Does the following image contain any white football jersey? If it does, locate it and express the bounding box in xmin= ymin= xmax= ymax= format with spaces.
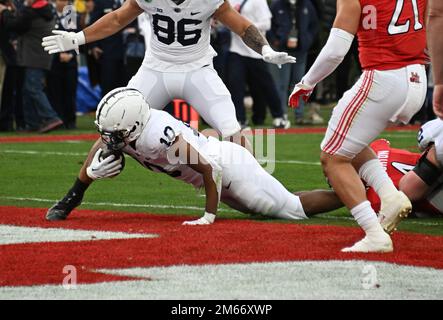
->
xmin=417 ymin=118 xmax=443 ymax=166
xmin=123 ymin=109 xmax=210 ymax=188
xmin=417 ymin=119 xmax=443 ymax=214
xmin=135 ymin=0 xmax=224 ymax=72
xmin=121 ymin=110 xmax=306 ymax=219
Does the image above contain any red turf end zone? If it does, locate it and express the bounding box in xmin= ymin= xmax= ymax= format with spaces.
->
xmin=0 ymin=125 xmax=420 ymax=144
xmin=0 ymin=206 xmax=442 ymax=287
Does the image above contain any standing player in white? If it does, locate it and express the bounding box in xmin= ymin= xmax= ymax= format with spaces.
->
xmin=288 ymin=0 xmax=428 ymax=252
xmin=41 ymin=0 xmax=295 ymax=219
xmin=46 ymin=88 xmax=342 ymax=222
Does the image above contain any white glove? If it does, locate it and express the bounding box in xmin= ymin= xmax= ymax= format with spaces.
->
xmin=183 ymin=212 xmax=216 ymax=226
xmin=42 ymin=30 xmax=86 ymax=55
xmin=86 ymin=148 xmax=123 ymax=180
xmin=262 ymin=45 xmax=296 ymax=68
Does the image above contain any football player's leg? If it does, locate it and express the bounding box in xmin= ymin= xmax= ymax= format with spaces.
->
xmin=220 ymin=142 xmax=306 ymax=219
xmin=296 ymin=190 xmax=344 ymax=217
xmin=127 ymin=65 xmax=172 ymax=110
xmin=400 ymin=146 xmax=443 ymax=201
xmin=352 ymin=146 xmax=398 ymax=201
xmin=353 ymin=146 xmax=411 ymax=233
xmin=356 ymin=67 xmax=426 ymax=232
xmin=183 ymin=66 xmax=253 ymax=154
xmin=46 ymin=138 xmax=104 ymax=221
xmin=320 ymin=70 xmax=407 ymax=252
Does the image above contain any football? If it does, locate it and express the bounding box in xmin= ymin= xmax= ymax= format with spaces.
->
xmin=99 ymin=147 xmax=125 ymax=177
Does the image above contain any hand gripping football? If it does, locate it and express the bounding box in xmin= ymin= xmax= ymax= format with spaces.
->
xmin=99 ymin=148 xmax=126 ymax=177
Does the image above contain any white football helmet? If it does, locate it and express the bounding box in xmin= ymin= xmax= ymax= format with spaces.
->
xmin=95 ymin=87 xmax=151 ymax=150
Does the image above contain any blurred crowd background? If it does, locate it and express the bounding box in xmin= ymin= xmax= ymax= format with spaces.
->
xmin=0 ymin=0 xmax=437 ymax=133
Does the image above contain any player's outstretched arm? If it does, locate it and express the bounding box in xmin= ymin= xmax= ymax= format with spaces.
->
xmin=170 ymin=136 xmax=222 ymax=225
xmin=42 ymin=0 xmax=143 ymax=54
xmin=214 ymin=1 xmax=295 ymax=67
xmin=78 ymin=138 xmax=106 ymax=185
xmin=428 ymin=0 xmax=443 ymax=119
xmin=46 ymin=139 xmax=124 ymax=221
xmin=288 ymin=0 xmax=361 ymax=108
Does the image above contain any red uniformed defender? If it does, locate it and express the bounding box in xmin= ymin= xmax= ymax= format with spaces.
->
xmin=289 ymin=0 xmax=428 ymax=252
xmin=367 ymin=139 xmax=443 ymax=218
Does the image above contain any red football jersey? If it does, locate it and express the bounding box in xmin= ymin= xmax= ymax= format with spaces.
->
xmin=367 ymin=139 xmax=443 ymax=217
xmin=358 ymin=0 xmax=427 ymax=70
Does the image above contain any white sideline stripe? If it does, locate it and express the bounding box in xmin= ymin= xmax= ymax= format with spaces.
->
xmin=259 ymin=159 xmax=321 ymax=166
xmin=382 ymin=133 xmax=417 ymax=138
xmin=1 ymin=149 xmax=321 ymax=166
xmin=0 ymin=196 xmax=234 ymax=213
xmin=312 ymin=213 xmax=442 ymax=227
xmin=1 ymin=261 xmax=442 ymax=299
xmin=1 ymin=150 xmax=88 ymax=157
xmin=0 ymin=225 xmax=158 ymax=245
xmin=0 ymin=196 xmax=441 ymax=227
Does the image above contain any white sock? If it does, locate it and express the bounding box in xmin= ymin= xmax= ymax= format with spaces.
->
xmin=359 ymin=159 xmax=398 ymax=201
xmin=351 ymin=201 xmax=383 ymax=234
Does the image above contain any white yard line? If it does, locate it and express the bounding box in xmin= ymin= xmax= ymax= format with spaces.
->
xmin=0 ymin=196 xmax=441 ymax=227
xmin=0 ymin=150 xmax=88 ymax=157
xmin=314 ymin=214 xmax=442 ymax=227
xmin=382 ymin=133 xmax=417 ymax=137
xmin=0 ymin=149 xmax=322 ymax=166
xmin=258 ymin=159 xmax=321 ymax=166
xmin=0 ymin=196 xmax=233 ymax=213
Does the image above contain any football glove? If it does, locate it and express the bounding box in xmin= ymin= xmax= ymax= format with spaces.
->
xmin=182 ymin=212 xmax=216 ymax=226
xmin=42 ymin=30 xmax=86 ymax=55
xmin=86 ymin=148 xmax=123 ymax=180
xmin=262 ymin=45 xmax=296 ymax=68
xmin=288 ymin=82 xmax=315 ymax=109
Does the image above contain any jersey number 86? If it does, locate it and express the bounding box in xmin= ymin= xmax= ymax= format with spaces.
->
xmin=153 ymin=14 xmax=202 ymax=46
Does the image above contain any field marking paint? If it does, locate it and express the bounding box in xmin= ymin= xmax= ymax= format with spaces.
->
xmin=0 ymin=196 xmax=441 ymax=227
xmin=311 ymin=213 xmax=442 ymax=227
xmin=0 ymin=125 xmax=420 ymax=144
xmin=260 ymin=159 xmax=321 ymax=166
xmin=0 ymin=225 xmax=158 ymax=245
xmin=1 ymin=205 xmax=443 ymax=291
xmin=1 ymin=150 xmax=88 ymax=157
xmin=1 ymin=261 xmax=442 ymax=299
xmin=0 ymin=149 xmax=322 ymax=166
xmin=0 ymin=196 xmax=235 ymax=213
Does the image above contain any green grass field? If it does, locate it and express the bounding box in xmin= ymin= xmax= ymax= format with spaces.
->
xmin=1 ymin=112 xmax=442 ymax=236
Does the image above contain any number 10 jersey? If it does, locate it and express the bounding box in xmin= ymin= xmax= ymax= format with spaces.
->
xmin=135 ymin=0 xmax=224 ymax=72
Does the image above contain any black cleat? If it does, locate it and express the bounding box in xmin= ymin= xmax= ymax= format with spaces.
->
xmin=46 ymin=192 xmax=83 ymax=221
